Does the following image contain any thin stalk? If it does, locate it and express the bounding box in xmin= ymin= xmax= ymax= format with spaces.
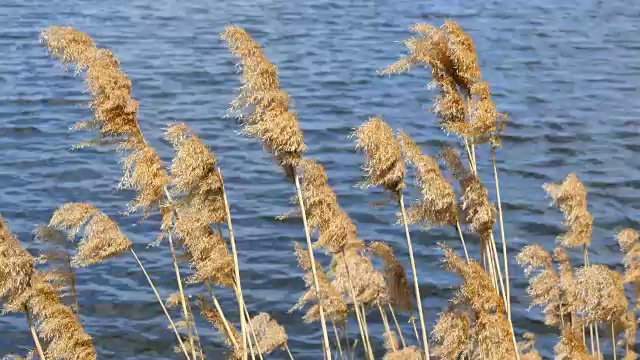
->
xmin=205 ymin=282 xmax=240 ymax=350
xmin=491 ymin=147 xmax=512 ymax=319
xmin=293 ymin=171 xmax=332 ymax=359
xmin=285 ymin=344 xmax=295 ymax=360
xmin=360 ymin=305 xmax=373 ymax=357
xmin=25 ymin=308 xmax=46 ymax=360
xmin=409 ymin=316 xmax=422 ymax=350
xmin=455 ymin=222 xmax=469 ymax=262
xmin=332 ymin=321 xmax=344 ymax=359
xmin=378 ymin=305 xmax=396 ymax=351
xmin=217 ymin=169 xmax=249 ymax=360
xmin=341 ymin=248 xmax=374 ymax=360
xmin=186 ymin=300 xmax=205 ymax=360
xmin=595 ymin=325 xmax=601 ymax=358
xmin=612 ymin=321 xmax=617 ymax=360
xmin=241 ymin=303 xmax=260 ymax=360
xmin=583 ymin=245 xmax=595 ymax=356
xmin=342 ymin=323 xmax=352 ymax=358
xmin=388 ymin=305 xmax=406 ymax=348
xmin=398 ymin=192 xmax=430 ymax=360
xmin=66 ymin=254 xmax=81 ymax=323
xmin=167 ymin=227 xmax=198 ymax=360
xmin=130 ymin=249 xmax=191 ymax=360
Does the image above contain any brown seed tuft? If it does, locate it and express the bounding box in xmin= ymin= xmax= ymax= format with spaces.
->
xmin=398 ymin=132 xmax=457 ymax=228
xmin=197 ymin=296 xmax=242 ymax=357
xmin=332 ymin=248 xmax=388 ymax=306
xmin=432 ymin=308 xmax=471 ymax=359
xmin=368 ymin=241 xmax=412 ymax=312
xmin=298 ymin=159 xmax=357 ymax=253
xmin=543 ymin=173 xmax=593 ymax=247
xmin=518 ymin=333 xmax=542 ymax=360
xmin=554 ymin=325 xmax=595 ymax=360
xmin=617 ymin=228 xmax=640 ymax=305
xmin=353 ymin=116 xmax=406 ymax=193
xmin=41 ymin=27 xmax=169 ymax=214
xmin=49 ymin=203 xmax=132 ymax=266
xmin=574 ymin=264 xmax=627 ymax=324
xmin=382 ymin=345 xmax=422 ymax=360
xmin=221 ymin=25 xmax=306 ymax=179
xmin=248 ymin=313 xmax=288 ymax=355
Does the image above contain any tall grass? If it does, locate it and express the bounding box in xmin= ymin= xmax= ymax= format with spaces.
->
xmin=0 ymin=19 xmax=637 ymax=360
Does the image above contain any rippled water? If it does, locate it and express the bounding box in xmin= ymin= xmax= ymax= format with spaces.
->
xmin=1 ymin=0 xmax=640 ymax=358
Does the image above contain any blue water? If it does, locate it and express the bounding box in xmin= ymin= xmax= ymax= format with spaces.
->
xmin=1 ymin=0 xmax=640 ymax=358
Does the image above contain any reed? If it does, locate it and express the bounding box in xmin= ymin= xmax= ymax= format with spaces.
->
xmin=0 ymin=17 xmax=636 ymax=360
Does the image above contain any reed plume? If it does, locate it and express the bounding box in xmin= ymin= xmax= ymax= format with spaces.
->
xmin=41 ymin=27 xmax=169 ymax=215
xmin=381 ymin=21 xmax=504 ymax=143
xmin=382 ymin=346 xmax=422 ymax=360
xmin=431 ymin=308 xmax=470 ymax=359
xmin=221 ymin=25 xmax=306 ymax=178
xmin=618 ymin=228 xmax=640 ymax=305
xmin=398 ymin=132 xmax=457 ymax=228
xmin=574 ymin=264 xmax=627 ymax=325
xmin=517 ymin=333 xmax=542 ymax=360
xmin=198 ymin=296 xmax=243 ymax=359
xmin=291 ymin=243 xmax=348 ymax=323
xmin=353 ymin=116 xmax=405 ymax=193
xmin=554 ymin=326 xmax=595 ymax=360
xmin=331 ymin=247 xmax=388 ymax=307
xmin=441 ymin=244 xmax=517 ymax=359
xmin=1 ymin=215 xmax=96 ymax=360
xmin=543 ymin=173 xmax=593 ymax=248
xmin=222 ymin=25 xmax=331 ymax=358
xmin=368 ymin=242 xmax=412 ymax=312
xmin=247 ymin=313 xmax=288 ymax=356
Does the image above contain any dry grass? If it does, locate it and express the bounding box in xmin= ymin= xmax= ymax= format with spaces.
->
xmin=0 ymin=18 xmax=635 ymax=360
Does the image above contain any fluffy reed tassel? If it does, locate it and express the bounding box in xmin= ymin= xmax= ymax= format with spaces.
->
xmin=574 ymin=264 xmax=627 ymax=324
xmin=618 ymin=228 xmax=640 ymax=305
xmin=554 ymin=326 xmax=595 ymax=360
xmin=198 ymin=296 xmax=242 ymax=358
xmin=543 ymin=173 xmax=593 ymax=247
xmin=381 ymin=21 xmax=504 ymax=142
xmin=1 ymin=215 xmax=96 ymax=360
xmin=353 ymin=116 xmax=405 ymax=193
xmin=431 ymin=308 xmax=470 ymax=359
xmin=41 ymin=27 xmax=169 ymax=214
xmin=382 ymin=346 xmax=422 ymax=360
xmin=164 ymin=123 xmax=234 ymax=286
xmin=368 ymin=242 xmax=412 ymax=311
xmin=221 ymin=25 xmax=306 ymax=178
xmin=517 ymin=333 xmax=542 ymax=360
xmin=398 ymin=132 xmax=457 ymax=228
xmin=248 ymin=313 xmax=288 ymax=355
xmin=440 ymin=146 xmax=496 ymax=239
xmin=516 ymin=245 xmax=568 ymax=326
xmin=441 ymin=244 xmax=516 ymax=359
xmin=291 ymin=243 xmax=348 ymax=323
xmin=48 ymin=203 xmax=132 ymax=266
xmin=332 ymin=247 xmax=388 ymax=306
xmin=298 ymin=159 xmax=357 ymax=253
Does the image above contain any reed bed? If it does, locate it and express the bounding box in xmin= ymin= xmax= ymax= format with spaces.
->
xmin=0 ymin=18 xmax=637 ymax=360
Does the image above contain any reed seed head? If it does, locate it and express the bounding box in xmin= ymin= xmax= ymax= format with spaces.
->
xmin=382 ymin=345 xmax=422 ymax=360
xmin=332 ymin=249 xmax=388 ymax=306
xmin=41 ymin=26 xmax=169 ymax=215
xmin=543 ymin=173 xmax=593 ymax=247
xmin=432 ymin=308 xmax=471 ymax=360
xmin=517 ymin=245 xmax=564 ymax=325
xmin=248 ymin=313 xmax=288 ymax=355
xmin=554 ymin=326 xmax=595 ymax=360
xmin=574 ymin=264 xmax=627 ymax=324
xmin=197 ymin=296 xmax=242 ymax=358
xmin=291 ymin=243 xmax=348 ymax=323
xmin=368 ymin=241 xmax=412 ymax=311
xmin=398 ymin=132 xmax=457 ymax=228
xmin=518 ymin=333 xmax=542 ymax=360
xmin=354 ymin=116 xmax=406 ymax=193
xmin=299 ymin=159 xmax=357 ymax=253
xmin=49 ymin=203 xmax=132 ymax=266
xmin=222 ymin=25 xmax=306 ymax=178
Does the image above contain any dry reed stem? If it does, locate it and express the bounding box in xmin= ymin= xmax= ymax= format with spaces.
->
xmin=331 ymin=322 xmax=344 ymax=359
xmin=359 ymin=304 xmax=374 ymax=358
xmin=294 ymin=172 xmax=333 ymax=359
xmin=25 ymin=309 xmax=46 ymax=360
xmin=492 ymin=147 xmax=512 ymax=319
xmin=378 ymin=305 xmax=396 ymax=352
xmin=398 ymin=193 xmax=431 ymax=359
xmin=129 ymin=248 xmax=191 ymax=359
xmin=388 ymin=304 xmax=407 ymax=348
xmin=205 ymin=282 xmax=240 ymax=350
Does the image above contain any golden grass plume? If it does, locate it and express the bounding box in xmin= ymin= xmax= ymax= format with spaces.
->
xmin=543 ymin=173 xmax=593 ymax=247
xmin=368 ymin=241 xmax=413 ymax=312
xmin=248 ymin=312 xmax=288 ymax=355
xmin=574 ymin=264 xmax=627 ymax=324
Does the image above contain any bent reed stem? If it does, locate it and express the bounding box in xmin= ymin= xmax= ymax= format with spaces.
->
xmin=205 ymin=282 xmax=240 ymax=350
xmin=217 ymin=168 xmax=249 ymax=360
xmin=25 ymin=307 xmax=46 ymax=360
xmin=341 ymin=248 xmax=374 ymax=359
xmin=398 ymin=192 xmax=430 ymax=360
xmin=129 ymin=248 xmax=191 ymax=360
xmin=388 ymin=304 xmax=406 ymax=348
xmin=331 ymin=321 xmax=344 ymax=359
xmin=293 ymin=171 xmax=332 ymax=359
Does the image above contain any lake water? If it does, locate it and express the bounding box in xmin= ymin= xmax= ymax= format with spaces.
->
xmin=1 ymin=0 xmax=639 ymax=358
